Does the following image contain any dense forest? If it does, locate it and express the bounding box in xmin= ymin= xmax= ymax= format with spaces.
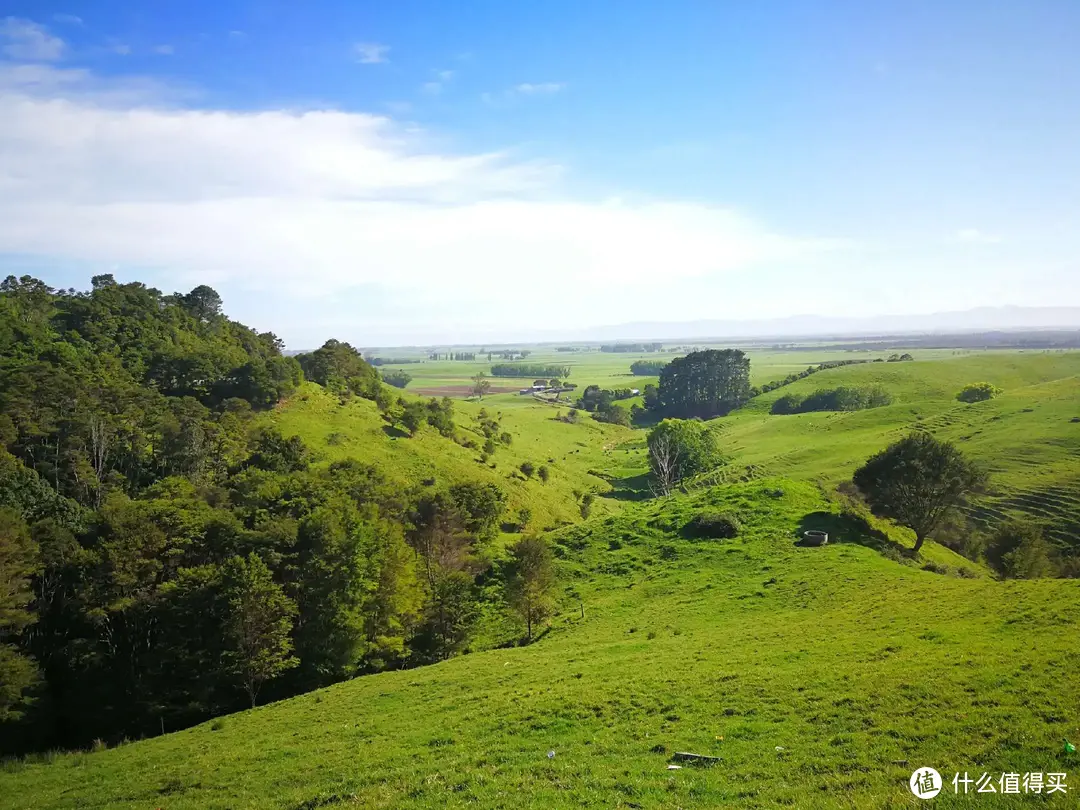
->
xmin=0 ymin=276 xmax=533 ymax=756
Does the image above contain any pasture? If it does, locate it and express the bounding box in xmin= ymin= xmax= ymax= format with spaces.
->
xmin=4 ymin=479 xmax=1078 ymax=809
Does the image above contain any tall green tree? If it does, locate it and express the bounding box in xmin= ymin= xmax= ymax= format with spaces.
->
xmin=505 ymin=535 xmax=555 ymax=642
xmin=656 ymin=349 xmax=751 ymax=418
xmin=853 ymin=433 xmax=986 ymax=553
xmin=222 ymin=553 xmax=298 ymax=707
xmin=0 ymin=508 xmax=39 ymax=722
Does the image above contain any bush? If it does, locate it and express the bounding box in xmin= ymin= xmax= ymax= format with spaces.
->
xmin=520 ymin=461 xmax=535 ymax=478
xmin=538 ymin=465 xmax=550 ymax=483
xmin=956 ymin=382 xmax=1002 ymax=403
xmin=684 ymin=511 xmax=741 ymax=539
xmin=579 ymin=493 xmax=594 ymax=519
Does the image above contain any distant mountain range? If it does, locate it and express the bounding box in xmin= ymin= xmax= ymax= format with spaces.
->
xmin=562 ymin=306 xmax=1080 ymax=342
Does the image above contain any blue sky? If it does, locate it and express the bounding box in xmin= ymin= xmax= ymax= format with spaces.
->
xmin=1 ymin=1 xmax=1078 ymax=347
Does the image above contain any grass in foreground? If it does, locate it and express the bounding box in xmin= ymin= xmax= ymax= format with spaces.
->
xmin=3 ymin=479 xmax=1078 ymax=809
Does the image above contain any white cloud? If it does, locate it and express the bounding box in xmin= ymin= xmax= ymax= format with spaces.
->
xmin=421 ymin=81 xmax=442 ymax=94
xmin=1 ymin=17 xmax=66 ymax=61
xmin=0 ymin=63 xmax=846 ymax=338
xmin=353 ymin=42 xmax=389 ymax=64
xmin=109 ymin=43 xmax=132 ymax=56
xmin=154 ymin=44 xmax=175 ymax=56
xmin=955 ymin=228 xmax=1001 ymax=244
xmin=514 ymin=82 xmax=564 ymax=95
xmin=51 ymin=14 xmax=83 ymax=26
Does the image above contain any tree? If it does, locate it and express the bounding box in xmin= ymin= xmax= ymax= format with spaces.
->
xmin=400 ymin=401 xmax=427 ymax=435
xmin=181 ymin=285 xmax=223 ymax=322
xmin=656 ymin=349 xmax=751 ymax=418
xmin=471 ymin=372 xmax=492 ymax=401
xmin=647 ymin=419 xmax=721 ymax=494
xmin=0 ymin=508 xmax=39 ymax=722
xmin=537 ymin=465 xmax=550 ymax=483
xmin=222 ymin=553 xmax=298 ymax=707
xmin=956 ymin=382 xmax=1002 ymax=403
xmin=381 ymin=369 xmax=412 ymax=389
xmin=505 ymin=536 xmax=555 ymax=641
xmin=852 ymin=433 xmax=986 ymax=553
xmin=520 ymin=461 xmax=535 ymax=478
xmin=984 ymin=520 xmax=1056 ymax=579
xmin=447 ymin=481 xmax=506 ymax=541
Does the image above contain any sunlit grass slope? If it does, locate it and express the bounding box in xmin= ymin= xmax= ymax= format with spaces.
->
xmin=268 ymin=383 xmax=634 ymax=530
xmin=714 ymin=352 xmax=1080 ymax=547
xmin=4 ymin=479 xmax=1078 ymax=809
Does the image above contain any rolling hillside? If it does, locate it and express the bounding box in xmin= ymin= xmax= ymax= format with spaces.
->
xmin=269 ymin=382 xmax=634 ymax=531
xmin=708 ymin=352 xmax=1080 ymax=548
xmin=3 ymin=479 xmax=1077 ymax=809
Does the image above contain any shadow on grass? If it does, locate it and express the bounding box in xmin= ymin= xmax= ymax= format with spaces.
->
xmin=797 ymin=510 xmax=912 ymax=557
xmin=600 ymin=472 xmax=653 ymax=502
xmin=381 ymin=424 xmax=410 ymax=439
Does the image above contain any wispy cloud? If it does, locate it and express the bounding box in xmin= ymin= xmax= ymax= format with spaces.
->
xmin=955 ymin=228 xmax=1001 ymax=244
xmin=51 ymin=14 xmax=83 ymax=26
xmin=483 ymin=82 xmax=566 ymax=106
xmin=513 ymin=82 xmax=564 ymax=95
xmin=422 ymin=69 xmax=455 ymax=95
xmin=153 ymin=44 xmax=175 ymax=56
xmin=109 ymin=43 xmax=132 ymax=56
xmin=228 ymin=30 xmax=246 ymax=41
xmin=1 ymin=17 xmax=66 ymax=61
xmin=0 ymin=61 xmax=838 ymax=324
xmin=353 ymin=42 xmax=389 ymax=64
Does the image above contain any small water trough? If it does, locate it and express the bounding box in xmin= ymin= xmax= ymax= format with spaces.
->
xmin=802 ymin=530 xmax=829 ymax=547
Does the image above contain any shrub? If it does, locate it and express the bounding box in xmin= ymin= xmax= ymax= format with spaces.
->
xmin=516 ymin=507 xmax=532 ymax=531
xmin=684 ymin=511 xmax=741 ymax=539
xmin=579 ymin=493 xmax=595 ymax=519
xmin=956 ymin=382 xmax=1003 ymax=403
xmin=520 ymin=461 xmax=535 ymax=478
xmin=538 ymin=465 xmax=550 ymax=483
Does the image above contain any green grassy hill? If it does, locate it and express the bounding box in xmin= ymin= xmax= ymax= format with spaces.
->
xmin=269 ymin=382 xmax=634 ymax=531
xmin=706 ymin=352 xmax=1080 ymax=549
xmin=3 ymin=479 xmax=1077 ymax=809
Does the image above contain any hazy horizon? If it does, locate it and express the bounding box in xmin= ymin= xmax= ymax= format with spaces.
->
xmin=284 ymin=304 xmax=1080 ymax=351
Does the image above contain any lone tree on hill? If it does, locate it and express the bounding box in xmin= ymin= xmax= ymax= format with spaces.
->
xmin=471 ymin=372 xmax=492 ymax=401
xmin=853 ymin=432 xmax=986 ymax=553
xmin=505 ymin=535 xmax=555 ymax=641
xmin=647 ymin=418 xmax=722 ymax=495
xmin=655 ymin=349 xmax=751 ymax=419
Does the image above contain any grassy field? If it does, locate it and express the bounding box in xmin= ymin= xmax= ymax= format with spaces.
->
xmin=3 ymin=479 xmax=1078 ymax=809
xmin=3 ymin=347 xmax=1078 ymax=809
xmin=269 ymin=382 xmax=637 ymax=533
